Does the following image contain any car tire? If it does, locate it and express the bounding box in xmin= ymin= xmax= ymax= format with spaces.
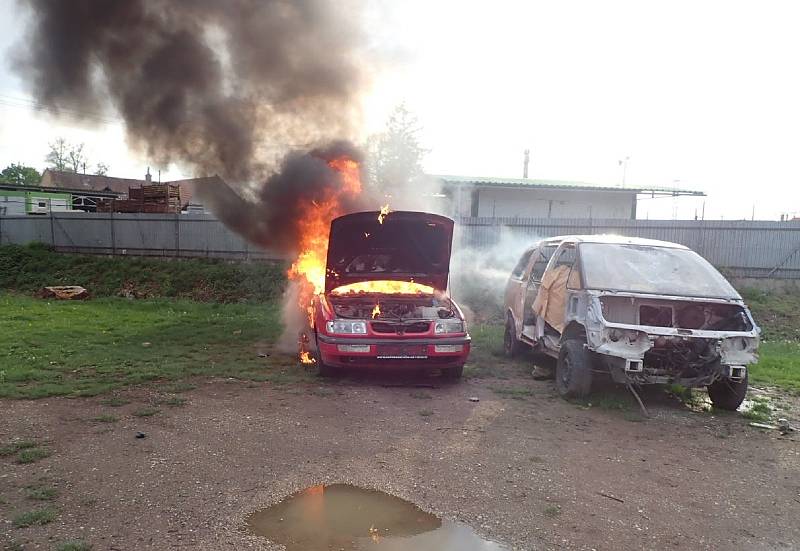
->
xmin=504 ymin=315 xmax=523 ymax=358
xmin=556 ymin=339 xmax=593 ymax=399
xmin=313 ymin=339 xmax=337 ymax=378
xmin=707 ymin=371 xmax=748 ymax=411
xmin=442 ymin=365 xmax=464 ymax=380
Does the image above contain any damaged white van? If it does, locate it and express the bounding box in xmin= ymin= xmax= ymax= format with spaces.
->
xmin=503 ymin=235 xmax=760 ymax=410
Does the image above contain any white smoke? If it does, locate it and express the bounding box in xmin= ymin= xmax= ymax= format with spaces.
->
xmin=449 ymin=227 xmax=539 ymax=323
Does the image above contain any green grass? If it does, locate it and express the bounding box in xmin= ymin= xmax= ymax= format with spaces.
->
xmin=0 ymin=293 xmax=296 ymax=398
xmin=741 ymin=287 xmax=800 ymax=341
xmin=56 ymin=542 xmax=92 ymax=551
xmin=0 ymin=243 xmax=286 ymax=302
xmin=92 ymin=414 xmax=118 ymax=423
xmin=464 ymin=324 xmax=532 ymax=379
xmin=750 ymin=342 xmax=800 ymax=392
xmin=741 ymin=396 xmax=773 ymax=422
xmin=12 ymin=506 xmax=58 ymax=527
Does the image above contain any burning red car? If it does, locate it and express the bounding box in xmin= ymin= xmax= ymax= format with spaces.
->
xmin=310 ymin=210 xmax=470 ymax=377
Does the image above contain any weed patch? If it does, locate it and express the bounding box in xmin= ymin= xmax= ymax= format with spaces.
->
xmin=543 ymin=505 xmax=562 ymax=517
xmin=161 ymin=396 xmax=187 ymax=407
xmin=56 ymin=541 xmax=92 ymax=551
xmin=492 ymin=386 xmax=535 ymax=400
xmin=0 ymin=440 xmax=37 ymax=456
xmin=100 ymin=397 xmax=130 ymax=407
xmin=16 ymin=447 xmax=51 ymax=464
xmin=418 ymin=409 xmax=434 ymax=417
xmin=26 ymin=484 xmax=58 ymax=501
xmin=12 ymin=506 xmax=58 ymax=527
xmin=92 ymin=414 xmax=118 ymax=423
xmin=132 ymin=407 xmax=160 ymax=417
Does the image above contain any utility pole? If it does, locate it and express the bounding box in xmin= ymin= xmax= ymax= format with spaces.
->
xmin=523 ymin=149 xmax=530 ymax=178
xmin=618 ymin=156 xmax=630 ymax=187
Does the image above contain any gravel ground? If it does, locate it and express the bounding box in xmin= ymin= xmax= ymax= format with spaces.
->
xmin=1 ymin=372 xmax=799 ymax=551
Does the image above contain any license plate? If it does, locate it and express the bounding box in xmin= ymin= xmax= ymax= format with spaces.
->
xmin=376 ymin=344 xmax=428 ymax=359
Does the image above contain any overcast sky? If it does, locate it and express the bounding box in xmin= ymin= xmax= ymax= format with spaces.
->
xmin=1 ymin=0 xmax=798 ymax=220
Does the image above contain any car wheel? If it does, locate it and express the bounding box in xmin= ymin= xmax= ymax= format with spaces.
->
xmin=313 ymin=340 xmax=337 ymax=378
xmin=504 ymin=315 xmax=523 ymax=358
xmin=556 ymin=339 xmax=593 ymax=398
xmin=707 ymin=371 xmax=748 ymax=411
xmin=442 ymin=365 xmax=464 ymax=380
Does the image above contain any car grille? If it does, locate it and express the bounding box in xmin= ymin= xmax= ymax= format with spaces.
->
xmin=371 ymin=321 xmax=430 ymax=334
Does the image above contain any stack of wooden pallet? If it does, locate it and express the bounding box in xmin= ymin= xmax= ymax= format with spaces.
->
xmin=99 ymin=184 xmax=182 ymax=213
xmin=140 ymin=184 xmax=181 ymax=213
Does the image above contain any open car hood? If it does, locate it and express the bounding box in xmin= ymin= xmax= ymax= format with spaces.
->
xmin=325 ymin=210 xmax=454 ymax=294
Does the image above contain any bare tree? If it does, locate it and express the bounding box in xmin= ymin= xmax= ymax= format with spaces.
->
xmin=67 ymin=142 xmax=86 ymax=173
xmin=45 ymin=138 xmax=69 ymax=171
xmin=45 ymin=138 xmax=99 ymax=174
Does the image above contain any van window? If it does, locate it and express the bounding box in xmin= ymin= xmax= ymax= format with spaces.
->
xmin=530 ymin=245 xmax=558 ymax=281
xmin=511 ymin=249 xmax=534 ymax=279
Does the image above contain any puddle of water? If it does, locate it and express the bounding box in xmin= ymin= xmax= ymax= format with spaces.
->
xmin=246 ymin=484 xmax=508 ymax=551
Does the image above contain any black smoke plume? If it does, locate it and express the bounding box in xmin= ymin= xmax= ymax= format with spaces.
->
xmin=15 ymin=0 xmax=370 ymax=251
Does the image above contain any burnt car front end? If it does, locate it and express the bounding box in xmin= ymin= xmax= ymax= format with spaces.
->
xmin=312 ymin=210 xmax=470 ymax=375
xmin=573 ymin=241 xmax=760 ymax=389
xmin=583 ymin=292 xmax=759 ymax=388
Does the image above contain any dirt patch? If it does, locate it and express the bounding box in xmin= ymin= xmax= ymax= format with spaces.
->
xmin=1 ymin=373 xmax=799 ymax=550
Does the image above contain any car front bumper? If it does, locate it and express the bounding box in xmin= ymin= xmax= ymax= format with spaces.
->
xmin=316 ymin=334 xmax=471 ymax=369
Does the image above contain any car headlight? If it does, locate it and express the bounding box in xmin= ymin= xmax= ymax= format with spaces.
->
xmin=434 ymin=320 xmax=465 ymax=334
xmin=325 ymin=320 xmax=367 ymax=334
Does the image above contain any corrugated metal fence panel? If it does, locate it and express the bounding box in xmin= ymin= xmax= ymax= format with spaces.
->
xmin=2 ymin=213 xmax=800 ymax=276
xmin=456 ymin=217 xmax=800 ymax=278
xmin=0 ymin=215 xmax=51 ymax=245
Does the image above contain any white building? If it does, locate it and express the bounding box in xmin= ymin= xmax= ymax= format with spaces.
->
xmin=437 ymin=175 xmax=704 ymax=220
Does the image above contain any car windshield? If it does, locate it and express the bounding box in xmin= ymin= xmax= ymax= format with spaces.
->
xmin=578 ymin=243 xmax=740 ymax=299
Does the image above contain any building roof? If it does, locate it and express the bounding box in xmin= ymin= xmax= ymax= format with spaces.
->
xmin=435 ymin=174 xmax=705 ymax=196
xmin=40 ymin=169 xmax=223 ymax=206
xmin=0 ymin=182 xmax=120 ymax=197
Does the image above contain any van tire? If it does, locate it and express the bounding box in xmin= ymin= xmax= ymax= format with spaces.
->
xmin=504 ymin=315 xmax=523 ymax=358
xmin=556 ymin=339 xmax=593 ymax=398
xmin=708 ymin=371 xmax=748 ymax=411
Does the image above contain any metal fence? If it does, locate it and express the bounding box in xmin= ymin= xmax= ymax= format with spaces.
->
xmin=1 ymin=212 xmax=799 ymax=278
xmin=0 ymin=212 xmax=280 ymax=260
xmin=456 ymin=217 xmax=800 ymax=279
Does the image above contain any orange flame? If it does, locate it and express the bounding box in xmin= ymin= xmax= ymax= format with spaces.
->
xmin=288 ymin=157 xmax=363 ymax=363
xmin=332 ymin=280 xmax=435 ymax=295
xmin=371 ymin=304 xmax=381 ymax=318
xmin=378 ymin=204 xmax=390 ymax=224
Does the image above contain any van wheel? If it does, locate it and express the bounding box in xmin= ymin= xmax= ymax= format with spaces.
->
xmin=504 ymin=316 xmax=523 ymax=358
xmin=556 ymin=339 xmax=593 ymax=398
xmin=708 ymin=371 xmax=748 ymax=411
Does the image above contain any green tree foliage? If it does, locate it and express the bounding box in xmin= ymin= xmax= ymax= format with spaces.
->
xmin=0 ymin=163 xmax=41 ymax=186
